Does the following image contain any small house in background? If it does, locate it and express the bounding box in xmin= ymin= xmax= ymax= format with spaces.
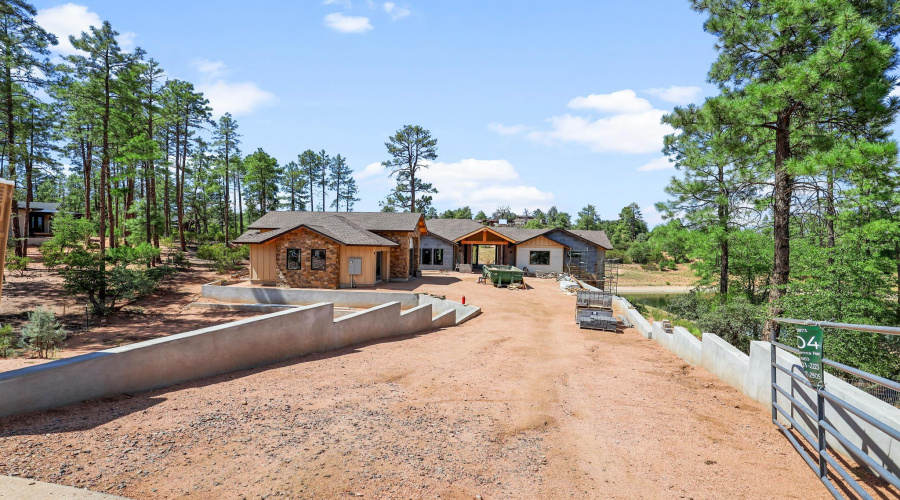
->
xmin=234 ymin=212 xmax=426 ymax=289
xmin=12 ymin=202 xmax=61 ymax=245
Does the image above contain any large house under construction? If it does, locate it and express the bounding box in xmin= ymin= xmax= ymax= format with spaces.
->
xmin=420 ymin=218 xmax=613 ymax=282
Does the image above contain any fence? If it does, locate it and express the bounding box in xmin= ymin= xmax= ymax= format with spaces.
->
xmin=771 ymin=318 xmax=900 ymax=499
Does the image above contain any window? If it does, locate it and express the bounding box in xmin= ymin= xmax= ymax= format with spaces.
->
xmin=433 ymin=248 xmax=443 ymax=266
xmin=286 ymin=249 xmax=301 ymax=270
xmin=29 ymin=214 xmax=46 ymax=235
xmin=568 ymin=251 xmax=584 ymax=263
xmin=311 ymin=249 xmax=326 ymax=270
xmin=529 ymin=251 xmax=551 ymax=266
xmin=421 ymin=248 xmax=432 ymax=265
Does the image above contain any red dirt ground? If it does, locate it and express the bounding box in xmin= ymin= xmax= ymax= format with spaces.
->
xmin=0 ymin=271 xmax=869 ymax=499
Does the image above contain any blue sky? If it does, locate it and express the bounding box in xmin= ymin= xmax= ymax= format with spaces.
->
xmin=32 ymin=1 xmax=720 ymax=224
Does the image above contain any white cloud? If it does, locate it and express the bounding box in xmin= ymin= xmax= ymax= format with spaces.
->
xmin=528 ymin=110 xmax=672 ymax=154
xmin=636 ymin=157 xmax=675 ymax=172
xmin=418 ymin=159 xmax=554 ymax=210
xmin=488 ymin=122 xmax=531 ymax=136
xmin=567 ymin=90 xmax=653 ymax=114
xmin=36 ymin=3 xmax=136 ymax=56
xmin=194 ymin=59 xmax=226 ymax=78
xmin=645 ymin=86 xmax=702 ymax=105
xmin=383 ymin=2 xmax=410 ymax=20
xmin=523 ymin=89 xmax=675 ymax=154
xmin=324 ymin=12 xmax=373 ymax=33
xmin=198 ymin=80 xmax=275 ymax=117
xmin=324 ymin=0 xmax=352 ymax=6
xmin=642 ymin=205 xmax=664 ymax=227
xmin=354 ymin=162 xmax=387 ymax=181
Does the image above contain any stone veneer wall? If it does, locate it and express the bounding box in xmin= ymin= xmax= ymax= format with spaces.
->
xmin=274 ymin=228 xmax=341 ymax=288
xmin=375 ymin=231 xmax=418 ymax=280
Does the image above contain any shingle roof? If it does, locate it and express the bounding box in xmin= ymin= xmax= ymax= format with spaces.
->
xmin=235 ymin=211 xmax=419 ymax=246
xmin=249 ymin=211 xmax=423 ymax=232
xmin=567 ymin=229 xmax=614 ymax=250
xmin=492 ymin=227 xmax=550 ymax=242
xmin=17 ymin=202 xmax=58 ymax=212
xmin=422 ymin=218 xmax=486 ymax=242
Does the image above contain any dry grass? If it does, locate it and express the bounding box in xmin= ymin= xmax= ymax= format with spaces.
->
xmin=616 ymin=262 xmax=698 ymax=287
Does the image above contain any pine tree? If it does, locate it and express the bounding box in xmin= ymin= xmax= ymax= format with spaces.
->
xmin=297 ymin=149 xmax=319 ymax=212
xmin=213 ymin=113 xmax=240 ymax=243
xmin=382 ymin=125 xmax=438 ymax=212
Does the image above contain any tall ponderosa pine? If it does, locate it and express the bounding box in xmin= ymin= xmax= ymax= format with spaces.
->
xmin=691 ymin=0 xmax=900 ymax=339
xmin=213 ymin=113 xmax=240 ymax=243
xmin=382 ymin=125 xmax=438 ymax=213
xmin=298 ymin=149 xmax=319 ymax=212
xmin=243 ymin=148 xmax=281 ymax=221
xmin=0 ymin=0 xmax=56 ymax=255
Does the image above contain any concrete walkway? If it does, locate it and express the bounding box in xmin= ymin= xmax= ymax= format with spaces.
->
xmin=0 ymin=476 xmax=126 ymax=499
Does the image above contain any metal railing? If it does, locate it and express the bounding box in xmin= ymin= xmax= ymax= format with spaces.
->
xmin=771 ymin=317 xmax=900 ymax=499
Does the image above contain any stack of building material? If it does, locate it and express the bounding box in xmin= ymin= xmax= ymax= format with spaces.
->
xmin=575 ymin=290 xmax=617 ymax=332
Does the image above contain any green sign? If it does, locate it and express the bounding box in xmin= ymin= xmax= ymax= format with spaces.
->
xmin=796 ymin=325 xmax=824 ymax=388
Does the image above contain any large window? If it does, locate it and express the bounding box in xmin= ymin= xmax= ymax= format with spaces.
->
xmin=421 ymin=248 xmax=432 ymax=265
xmin=529 ymin=250 xmax=550 ymax=266
xmin=286 ymin=249 xmax=301 ymax=270
xmin=311 ymin=249 xmax=326 ymax=270
xmin=568 ymin=251 xmax=584 ymax=264
xmin=433 ymin=248 xmax=443 ymax=266
xmin=29 ymin=214 xmax=47 ymax=235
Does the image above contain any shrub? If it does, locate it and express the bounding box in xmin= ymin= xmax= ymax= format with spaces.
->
xmin=5 ymin=253 xmax=30 ymax=276
xmin=170 ymin=250 xmax=191 ymax=269
xmin=696 ymin=296 xmax=765 ymax=353
xmin=61 ymin=249 xmax=176 ymax=316
xmin=626 ymin=241 xmax=651 ymax=264
xmin=197 ymin=243 xmax=246 ymax=272
xmin=40 ymin=242 xmax=64 ymax=269
xmin=0 ymin=324 xmax=18 ymax=358
xmin=21 ymin=307 xmax=66 ymax=358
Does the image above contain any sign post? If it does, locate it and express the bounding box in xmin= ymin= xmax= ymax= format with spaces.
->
xmin=796 ymin=324 xmax=825 ymax=388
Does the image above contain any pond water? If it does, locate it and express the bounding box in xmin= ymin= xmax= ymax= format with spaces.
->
xmin=622 ymin=293 xmax=683 ymax=310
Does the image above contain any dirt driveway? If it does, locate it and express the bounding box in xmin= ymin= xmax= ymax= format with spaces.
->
xmin=0 ymin=272 xmax=831 ymax=499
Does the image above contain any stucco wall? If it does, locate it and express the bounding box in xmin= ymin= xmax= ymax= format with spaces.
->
xmin=0 ymin=295 xmax=475 ymax=419
xmin=515 ymin=236 xmax=565 ymax=273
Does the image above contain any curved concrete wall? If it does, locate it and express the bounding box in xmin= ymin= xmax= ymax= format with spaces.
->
xmin=0 ymin=298 xmax=467 ymax=419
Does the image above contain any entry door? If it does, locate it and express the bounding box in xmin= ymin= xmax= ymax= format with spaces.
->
xmin=375 ymin=251 xmax=383 ymax=282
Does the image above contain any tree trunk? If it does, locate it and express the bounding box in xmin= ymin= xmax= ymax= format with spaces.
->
xmin=763 ymin=110 xmax=794 ymax=341
xmin=6 ymin=65 xmax=23 ymax=257
xmin=825 ymin=168 xmax=836 ymax=265
xmin=223 ymin=139 xmax=229 ymax=245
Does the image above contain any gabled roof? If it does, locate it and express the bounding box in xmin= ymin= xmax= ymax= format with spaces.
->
xmin=422 ymin=218 xmax=488 ymax=243
xmin=249 ymin=211 xmax=424 ymax=232
xmin=567 ymin=229 xmax=614 ymax=250
xmin=234 ymin=211 xmax=420 ymax=246
xmin=17 ymin=202 xmax=59 ymax=212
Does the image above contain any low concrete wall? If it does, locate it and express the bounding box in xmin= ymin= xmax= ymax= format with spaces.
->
xmin=201 ymin=283 xmax=481 ymax=325
xmin=0 ymin=297 xmax=464 ymax=419
xmin=618 ymin=297 xmax=900 ymax=478
xmin=700 ymin=333 xmax=750 ymax=394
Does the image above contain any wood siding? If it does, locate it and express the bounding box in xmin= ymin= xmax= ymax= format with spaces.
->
xmin=338 ymin=245 xmax=391 ymax=287
xmin=249 ymin=240 xmax=277 ymax=283
xmin=515 ymin=236 xmax=566 ymax=273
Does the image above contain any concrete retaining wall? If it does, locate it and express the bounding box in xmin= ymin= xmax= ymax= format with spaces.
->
xmin=200 ymin=283 xmax=481 ymax=324
xmin=0 ymin=297 xmax=465 ymax=419
xmin=618 ymin=297 xmax=900 ymax=478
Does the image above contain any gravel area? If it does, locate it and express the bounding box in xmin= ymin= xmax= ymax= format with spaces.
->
xmin=0 ymin=273 xmax=844 ymax=498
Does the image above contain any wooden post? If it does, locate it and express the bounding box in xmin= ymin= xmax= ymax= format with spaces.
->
xmin=0 ymin=178 xmax=15 ymax=301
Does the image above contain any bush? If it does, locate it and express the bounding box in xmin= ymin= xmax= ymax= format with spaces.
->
xmin=197 ymin=243 xmax=247 ymax=272
xmin=5 ymin=253 xmax=30 ymax=276
xmin=61 ymin=249 xmax=176 ymax=316
xmin=40 ymin=242 xmax=64 ymax=269
xmin=696 ymin=296 xmax=765 ymax=353
xmin=21 ymin=307 xmax=66 ymax=358
xmin=626 ymin=241 xmax=651 ymax=264
xmin=0 ymin=324 xmax=18 ymax=358
xmin=169 ymin=250 xmax=191 ymax=269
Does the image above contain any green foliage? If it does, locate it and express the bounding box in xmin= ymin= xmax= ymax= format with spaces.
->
xmin=243 ymin=148 xmax=282 ymax=220
xmin=5 ymin=253 xmax=30 ymax=276
xmin=474 ymin=210 xmax=487 ymax=220
xmin=575 ymin=204 xmax=602 ymax=230
xmin=61 ymin=249 xmax=175 ymax=316
xmin=21 ymin=307 xmax=66 ymax=359
xmin=0 ymin=324 xmax=18 ymax=358
xmin=197 ymin=243 xmax=246 ymax=272
xmin=695 ymin=297 xmax=765 ymax=354
xmin=626 ymin=241 xmax=651 ymax=264
xmin=40 ymin=242 xmax=64 ymax=269
xmin=169 ymin=251 xmax=191 ymax=269
xmin=48 ymin=213 xmax=95 ymax=252
xmin=382 ymin=125 xmax=438 ymax=213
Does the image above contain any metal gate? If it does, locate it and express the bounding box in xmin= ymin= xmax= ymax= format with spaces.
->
xmin=770 ymin=318 xmax=900 ymax=498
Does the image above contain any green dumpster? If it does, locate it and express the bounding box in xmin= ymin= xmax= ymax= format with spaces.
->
xmin=482 ymin=265 xmax=525 ymax=287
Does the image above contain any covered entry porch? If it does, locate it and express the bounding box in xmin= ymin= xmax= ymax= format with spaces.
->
xmin=457 ymin=227 xmax=516 ymax=268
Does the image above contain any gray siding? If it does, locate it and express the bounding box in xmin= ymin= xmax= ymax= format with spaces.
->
xmin=545 ymin=230 xmax=606 ymax=277
xmin=419 ymin=235 xmax=454 ymax=270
